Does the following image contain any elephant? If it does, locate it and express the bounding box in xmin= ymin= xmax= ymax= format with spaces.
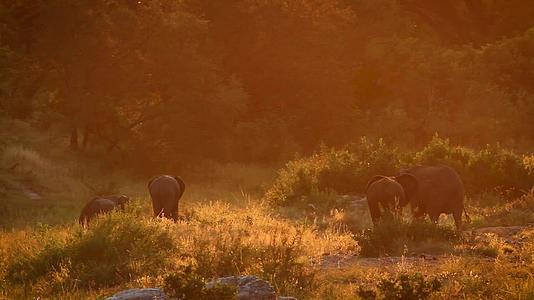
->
xmin=79 ymin=194 xmax=130 ymax=227
xmin=147 ymin=175 xmax=185 ymax=221
xmin=366 ymin=173 xmax=419 ymax=225
xmin=398 ymin=164 xmax=468 ymax=230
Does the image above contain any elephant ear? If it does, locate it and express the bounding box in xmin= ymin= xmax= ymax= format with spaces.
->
xmin=394 ymin=173 xmax=418 ymax=204
xmin=174 ymin=176 xmax=186 ymax=199
xmin=366 ymin=175 xmax=386 ymax=193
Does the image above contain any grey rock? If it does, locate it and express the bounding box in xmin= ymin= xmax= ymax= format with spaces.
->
xmin=207 ymin=275 xmax=276 ymax=300
xmin=279 ymin=297 xmax=297 ymax=300
xmin=106 ymin=288 xmax=167 ymax=300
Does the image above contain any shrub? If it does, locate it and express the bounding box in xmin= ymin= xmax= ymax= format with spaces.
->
xmin=357 ymin=273 xmax=441 ymax=300
xmin=413 ymin=135 xmax=534 ymax=200
xmin=356 ymin=216 xmax=458 ymax=257
xmin=265 ymin=138 xmax=401 ymax=209
xmin=413 ymin=134 xmax=472 ymax=174
xmin=267 ymin=134 xmax=533 ymax=212
xmin=468 ymin=144 xmax=533 ymax=195
xmin=163 ymin=266 xmax=237 ymax=300
xmin=5 ymin=213 xmax=176 ymax=293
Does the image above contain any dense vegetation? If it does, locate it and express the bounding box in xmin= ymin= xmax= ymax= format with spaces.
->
xmin=266 ymin=135 xmax=534 ymax=211
xmin=1 ymin=0 xmax=534 ymax=170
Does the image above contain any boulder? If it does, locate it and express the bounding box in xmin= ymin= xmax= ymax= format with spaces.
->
xmin=106 ymin=288 xmax=167 ymax=300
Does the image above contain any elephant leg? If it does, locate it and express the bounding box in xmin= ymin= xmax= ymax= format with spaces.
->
xmin=152 ymin=201 xmax=164 ymax=218
xmin=453 ymin=210 xmax=463 ymax=231
xmin=169 ymin=202 xmax=179 ymax=221
xmin=368 ymin=198 xmax=381 ymax=225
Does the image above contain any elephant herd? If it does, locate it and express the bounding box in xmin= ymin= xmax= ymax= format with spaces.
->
xmin=78 ymin=175 xmax=185 ymax=227
xmin=79 ymin=164 xmax=469 ymax=231
xmin=366 ymin=164 xmax=469 ymax=230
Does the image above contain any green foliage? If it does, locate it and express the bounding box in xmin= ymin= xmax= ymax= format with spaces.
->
xmin=4 ymin=213 xmax=176 ymax=293
xmin=163 ymin=266 xmax=237 ymax=300
xmin=356 ymin=216 xmax=458 ymax=257
xmin=268 ymin=135 xmax=534 ymax=211
xmin=414 ymin=135 xmax=534 ymax=196
xmin=265 ymin=138 xmax=400 ymax=209
xmin=357 ymin=273 xmax=441 ymax=300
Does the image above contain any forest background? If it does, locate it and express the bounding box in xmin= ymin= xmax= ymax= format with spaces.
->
xmin=2 ymin=0 xmax=534 ymax=173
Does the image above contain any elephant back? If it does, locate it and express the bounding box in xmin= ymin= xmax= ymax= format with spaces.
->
xmin=403 ymin=164 xmax=465 ymax=209
xmin=366 ymin=176 xmax=405 ymax=202
xmin=148 ymin=175 xmax=181 ymax=199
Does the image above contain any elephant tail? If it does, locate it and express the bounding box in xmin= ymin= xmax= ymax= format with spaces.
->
xmin=463 ymin=207 xmax=472 ymax=224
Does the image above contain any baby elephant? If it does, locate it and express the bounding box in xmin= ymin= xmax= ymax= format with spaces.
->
xmin=79 ymin=194 xmax=130 ymax=227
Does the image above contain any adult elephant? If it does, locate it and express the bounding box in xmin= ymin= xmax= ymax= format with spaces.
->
xmin=147 ymin=175 xmax=185 ymax=221
xmin=79 ymin=194 xmax=130 ymax=227
xmin=366 ymin=173 xmax=418 ymax=225
xmin=399 ymin=164 xmax=468 ymax=230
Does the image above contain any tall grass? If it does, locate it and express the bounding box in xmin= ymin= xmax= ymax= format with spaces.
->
xmin=0 ymin=201 xmax=357 ymax=298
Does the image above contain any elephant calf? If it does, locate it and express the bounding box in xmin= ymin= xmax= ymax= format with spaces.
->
xmin=365 ymin=173 xmax=418 ymax=225
xmin=79 ymin=194 xmax=130 ymax=227
xmin=148 ymin=175 xmax=185 ymax=221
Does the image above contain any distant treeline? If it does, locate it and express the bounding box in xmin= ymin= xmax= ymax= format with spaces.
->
xmin=1 ymin=1 xmax=533 ymax=171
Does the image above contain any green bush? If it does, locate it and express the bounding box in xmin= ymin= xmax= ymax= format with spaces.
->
xmin=413 ymin=134 xmax=472 ymax=174
xmin=357 ymin=273 xmax=441 ymax=300
xmin=356 ymin=216 xmax=458 ymax=257
xmin=5 ymin=213 xmax=176 ymax=292
xmin=267 ymin=134 xmax=534 ymax=211
xmin=468 ymin=144 xmax=533 ymax=195
xmin=265 ymin=138 xmax=401 ymax=209
xmin=163 ymin=266 xmax=236 ymax=300
xmin=413 ymin=135 xmax=534 ymax=197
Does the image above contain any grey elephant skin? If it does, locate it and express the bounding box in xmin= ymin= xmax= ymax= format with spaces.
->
xmin=366 ymin=173 xmax=418 ymax=225
xmin=79 ymin=194 xmax=130 ymax=227
xmin=147 ymin=175 xmax=185 ymax=221
xmin=399 ymin=164 xmax=467 ymax=230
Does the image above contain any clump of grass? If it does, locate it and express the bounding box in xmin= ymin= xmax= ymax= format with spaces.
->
xmin=356 ymin=272 xmax=441 ymax=300
xmin=355 ymin=216 xmax=459 ymax=257
xmin=472 ymin=188 xmax=534 ymax=227
xmin=0 ymin=201 xmax=357 ymax=298
xmin=173 ymin=202 xmax=351 ymax=296
xmin=3 ymin=212 xmax=177 ymax=296
xmin=164 ymin=265 xmax=236 ymax=300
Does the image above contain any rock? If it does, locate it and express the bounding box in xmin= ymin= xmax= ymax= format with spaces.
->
xmin=279 ymin=297 xmax=297 ymax=300
xmin=106 ymin=288 xmax=168 ymax=300
xmin=207 ymin=275 xmax=276 ymax=300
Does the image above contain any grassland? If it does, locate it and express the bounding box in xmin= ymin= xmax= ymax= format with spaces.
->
xmin=1 ymin=119 xmax=534 ymax=299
